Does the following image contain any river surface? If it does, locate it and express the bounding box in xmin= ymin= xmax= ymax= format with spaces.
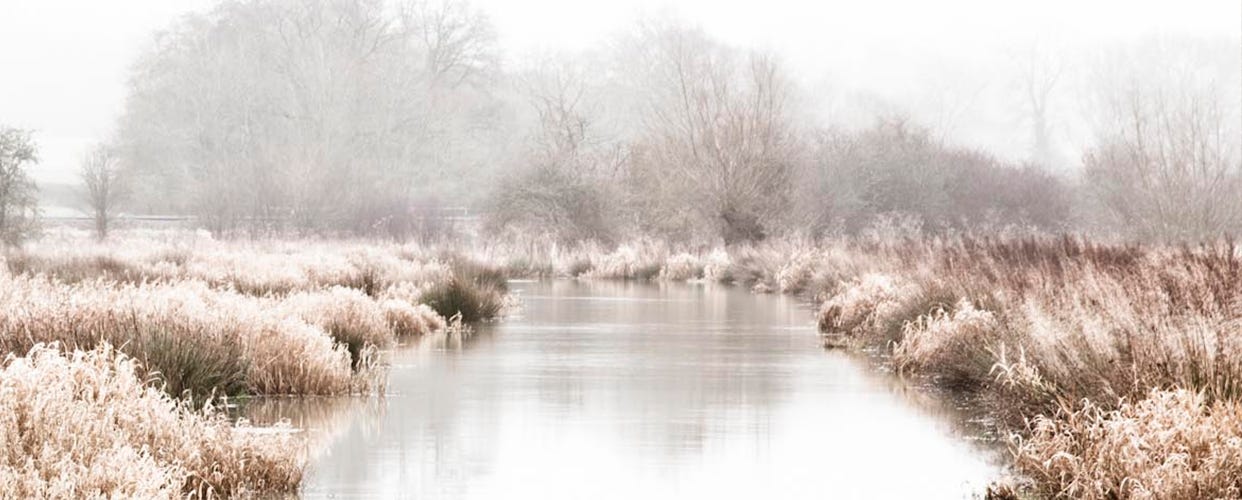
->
xmin=249 ymin=280 xmax=1001 ymax=499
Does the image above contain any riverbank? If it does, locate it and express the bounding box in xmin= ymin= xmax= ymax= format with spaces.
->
xmin=479 ymin=236 xmax=1242 ymax=498
xmin=4 ymin=230 xmax=1235 ymax=497
xmin=0 ymin=233 xmax=516 ymax=496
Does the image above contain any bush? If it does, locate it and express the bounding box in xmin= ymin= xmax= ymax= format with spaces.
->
xmin=802 ymin=121 xmax=1071 ymax=235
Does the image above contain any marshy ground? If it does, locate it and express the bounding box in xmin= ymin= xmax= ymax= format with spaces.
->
xmin=1 ymin=230 xmax=1238 ymax=498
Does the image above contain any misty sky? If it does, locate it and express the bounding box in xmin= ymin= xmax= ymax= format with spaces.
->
xmin=2 ymin=0 xmax=1239 ymax=185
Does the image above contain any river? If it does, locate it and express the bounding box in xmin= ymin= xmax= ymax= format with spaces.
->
xmin=248 ymin=280 xmax=1001 ymax=499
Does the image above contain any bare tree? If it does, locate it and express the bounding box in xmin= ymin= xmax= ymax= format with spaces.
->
xmin=0 ymin=127 xmax=40 ymax=247
xmin=79 ymin=144 xmax=127 ymax=240
xmin=401 ymin=0 xmax=498 ymax=89
xmin=485 ymin=55 xmax=624 ymax=243
xmin=1083 ymin=38 xmax=1242 ymax=241
xmin=116 ymin=0 xmax=504 ymax=237
xmin=623 ymin=20 xmax=800 ymax=243
xmin=1011 ymin=41 xmax=1066 ymax=171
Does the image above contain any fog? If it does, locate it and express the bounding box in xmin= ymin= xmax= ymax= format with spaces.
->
xmin=4 ymin=0 xmax=1237 ymax=183
xmin=1 ymin=0 xmax=1240 ymax=242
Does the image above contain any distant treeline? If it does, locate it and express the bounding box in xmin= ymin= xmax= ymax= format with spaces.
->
xmin=3 ymin=0 xmax=1238 ymax=245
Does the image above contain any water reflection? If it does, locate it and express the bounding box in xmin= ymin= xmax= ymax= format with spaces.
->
xmin=248 ymin=280 xmax=1001 ymax=499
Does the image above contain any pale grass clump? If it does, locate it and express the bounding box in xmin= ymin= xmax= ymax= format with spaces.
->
xmin=774 ymin=249 xmax=819 ymax=294
xmin=892 ymin=299 xmax=999 ymax=384
xmin=701 ymin=248 xmax=732 ymax=283
xmin=0 ymin=275 xmax=356 ymax=396
xmin=381 ymin=300 xmax=446 ymax=338
xmin=1012 ymin=389 xmax=1242 ymax=499
xmin=5 ymin=235 xmax=455 ymax=298
xmin=0 ymin=343 xmax=302 ymax=498
xmin=245 ymin=317 xmax=355 ymax=395
xmin=658 ymin=252 xmax=704 ymax=281
xmin=278 ymin=287 xmax=396 ymax=366
xmin=817 ymin=273 xmax=919 ymax=344
xmin=380 ymin=280 xmax=425 ymax=303
xmin=725 ymin=243 xmax=799 ymax=291
xmin=581 ymin=242 xmax=667 ymax=280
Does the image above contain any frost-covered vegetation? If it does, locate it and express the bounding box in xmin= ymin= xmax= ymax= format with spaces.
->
xmin=3 ymin=0 xmax=1239 ymax=497
xmin=0 ymin=343 xmax=302 ymax=498
xmin=463 ymin=233 xmax=1242 ymax=497
xmin=0 ymin=232 xmax=522 ymax=496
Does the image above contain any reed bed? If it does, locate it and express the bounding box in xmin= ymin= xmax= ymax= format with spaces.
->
xmin=5 ymin=237 xmax=452 ymax=297
xmin=798 ymin=237 xmax=1242 ymax=497
xmin=0 ymin=232 xmax=506 ymax=497
xmin=0 ymin=343 xmax=301 ymax=498
xmin=0 ymin=274 xmax=358 ymax=397
xmin=11 ymin=229 xmax=1238 ymax=496
xmin=0 ymin=236 xmax=461 ymax=398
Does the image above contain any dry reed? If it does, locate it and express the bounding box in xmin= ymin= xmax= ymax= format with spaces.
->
xmin=0 ymin=343 xmax=302 ymax=498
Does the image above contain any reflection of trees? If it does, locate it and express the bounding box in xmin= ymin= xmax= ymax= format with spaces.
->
xmin=515 ymin=280 xmax=795 ymax=458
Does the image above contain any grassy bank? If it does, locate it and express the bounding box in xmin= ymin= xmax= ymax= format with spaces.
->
xmin=0 ymin=233 xmax=520 ymax=495
xmin=8 ymin=230 xmax=1234 ymax=497
xmin=478 ymin=235 xmax=1242 ymax=498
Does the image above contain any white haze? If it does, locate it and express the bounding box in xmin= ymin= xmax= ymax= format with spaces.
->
xmin=1 ymin=0 xmax=1238 ymax=184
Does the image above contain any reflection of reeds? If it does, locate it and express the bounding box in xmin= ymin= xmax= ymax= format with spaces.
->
xmin=239 ymin=396 xmax=386 ymax=464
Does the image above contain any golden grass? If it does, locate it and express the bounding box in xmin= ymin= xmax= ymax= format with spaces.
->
xmin=0 ymin=343 xmax=301 ymax=498
xmin=0 ymin=274 xmax=358 ymax=397
xmin=0 ymin=232 xmax=471 ymax=496
xmin=13 ymin=229 xmax=1240 ymax=496
xmin=1012 ymin=389 xmax=1242 ymax=499
xmin=800 ymin=236 xmax=1242 ymax=495
xmin=5 ymin=235 xmax=452 ymax=297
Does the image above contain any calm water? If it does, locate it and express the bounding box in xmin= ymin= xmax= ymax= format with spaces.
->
xmin=250 ymin=280 xmax=1000 ymax=499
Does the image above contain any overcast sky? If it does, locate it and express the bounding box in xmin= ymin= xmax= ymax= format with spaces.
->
xmin=2 ymin=0 xmax=1239 ymax=184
